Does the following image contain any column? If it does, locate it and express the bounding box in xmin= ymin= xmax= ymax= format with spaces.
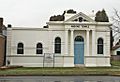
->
xmin=70 ymin=29 xmax=74 ymax=56
xmin=92 ymin=30 xmax=95 ymax=56
xmin=65 ymin=30 xmax=68 ymax=55
xmin=86 ymin=30 xmax=90 ymax=56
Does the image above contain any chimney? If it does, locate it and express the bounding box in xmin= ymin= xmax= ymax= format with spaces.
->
xmin=7 ymin=24 xmax=12 ymax=28
xmin=0 ymin=18 xmax=3 ymax=27
xmin=0 ymin=18 xmax=3 ymax=34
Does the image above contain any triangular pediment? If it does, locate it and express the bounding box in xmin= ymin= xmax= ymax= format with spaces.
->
xmin=65 ymin=12 xmax=95 ymax=22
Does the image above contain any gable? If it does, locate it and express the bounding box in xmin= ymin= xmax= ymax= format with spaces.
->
xmin=65 ymin=12 xmax=95 ymax=22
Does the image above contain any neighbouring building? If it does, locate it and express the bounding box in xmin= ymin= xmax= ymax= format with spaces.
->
xmin=111 ymin=40 xmax=120 ymax=60
xmin=0 ymin=18 xmax=6 ymax=66
xmin=6 ymin=10 xmax=112 ymax=67
xmin=112 ymin=40 xmax=120 ymax=55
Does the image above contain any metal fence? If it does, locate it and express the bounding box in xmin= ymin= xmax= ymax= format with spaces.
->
xmin=43 ymin=53 xmax=55 ymax=67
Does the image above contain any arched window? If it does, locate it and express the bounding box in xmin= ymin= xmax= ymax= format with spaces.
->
xmin=55 ymin=37 xmax=61 ymax=53
xmin=97 ymin=38 xmax=104 ymax=54
xmin=36 ymin=43 xmax=43 ymax=54
xmin=75 ymin=36 xmax=84 ymax=42
xmin=17 ymin=43 xmax=24 ymax=54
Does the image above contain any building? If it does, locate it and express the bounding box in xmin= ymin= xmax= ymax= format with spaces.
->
xmin=112 ymin=45 xmax=120 ymax=55
xmin=111 ymin=40 xmax=120 ymax=60
xmin=0 ymin=18 xmax=6 ymax=66
xmin=6 ymin=11 xmax=112 ymax=67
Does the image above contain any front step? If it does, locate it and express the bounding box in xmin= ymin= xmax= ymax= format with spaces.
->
xmin=75 ymin=64 xmax=85 ymax=67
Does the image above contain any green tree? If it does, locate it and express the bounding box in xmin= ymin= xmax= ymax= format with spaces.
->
xmin=67 ymin=9 xmax=76 ymax=14
xmin=49 ymin=15 xmax=65 ymax=21
xmin=95 ymin=9 xmax=109 ymax=22
xmin=49 ymin=9 xmax=76 ymax=21
xmin=101 ymin=9 xmax=109 ymax=22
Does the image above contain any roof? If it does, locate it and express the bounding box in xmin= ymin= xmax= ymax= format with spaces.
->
xmin=112 ymin=45 xmax=120 ymax=50
xmin=65 ymin=12 xmax=95 ymax=22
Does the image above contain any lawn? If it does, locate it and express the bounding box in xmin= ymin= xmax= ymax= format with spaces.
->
xmin=0 ymin=61 xmax=120 ymax=76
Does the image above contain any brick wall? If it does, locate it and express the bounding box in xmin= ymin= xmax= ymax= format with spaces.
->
xmin=0 ymin=18 xmax=3 ymax=33
xmin=0 ymin=35 xmax=5 ymax=66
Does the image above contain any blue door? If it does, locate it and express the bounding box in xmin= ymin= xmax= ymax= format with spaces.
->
xmin=74 ymin=36 xmax=84 ymax=64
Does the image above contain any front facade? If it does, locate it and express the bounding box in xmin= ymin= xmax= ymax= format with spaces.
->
xmin=6 ymin=12 xmax=111 ymax=67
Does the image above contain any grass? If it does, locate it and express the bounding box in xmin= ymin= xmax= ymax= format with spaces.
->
xmin=111 ymin=60 xmax=120 ymax=67
xmin=0 ymin=61 xmax=120 ymax=76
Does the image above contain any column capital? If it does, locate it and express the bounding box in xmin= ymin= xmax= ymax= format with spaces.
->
xmin=70 ymin=29 xmax=74 ymax=31
xmin=86 ymin=29 xmax=90 ymax=32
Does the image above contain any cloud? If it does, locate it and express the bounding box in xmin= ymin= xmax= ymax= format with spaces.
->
xmin=0 ymin=0 xmax=120 ymax=27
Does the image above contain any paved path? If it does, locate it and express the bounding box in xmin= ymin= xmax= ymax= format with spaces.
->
xmin=0 ymin=76 xmax=120 ymax=82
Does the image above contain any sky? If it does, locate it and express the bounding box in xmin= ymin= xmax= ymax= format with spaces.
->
xmin=0 ymin=0 xmax=120 ymax=27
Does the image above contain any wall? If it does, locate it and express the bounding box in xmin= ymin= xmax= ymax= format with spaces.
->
xmin=6 ymin=23 xmax=111 ymax=67
xmin=0 ymin=35 xmax=5 ymax=66
xmin=85 ymin=25 xmax=111 ymax=67
xmin=111 ymin=48 xmax=120 ymax=60
xmin=6 ymin=27 xmax=69 ymax=67
xmin=112 ymin=48 xmax=120 ymax=55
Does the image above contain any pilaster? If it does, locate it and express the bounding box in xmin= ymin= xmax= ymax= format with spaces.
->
xmin=92 ymin=30 xmax=95 ymax=56
xmin=70 ymin=29 xmax=74 ymax=56
xmin=65 ymin=30 xmax=68 ymax=55
xmin=86 ymin=30 xmax=90 ymax=56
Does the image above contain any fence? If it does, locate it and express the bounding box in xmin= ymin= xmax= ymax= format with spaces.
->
xmin=43 ymin=53 xmax=55 ymax=67
xmin=111 ymin=55 xmax=120 ymax=61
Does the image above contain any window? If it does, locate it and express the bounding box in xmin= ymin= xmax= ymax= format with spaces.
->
xmin=117 ymin=51 xmax=120 ymax=55
xmin=36 ymin=43 xmax=43 ymax=54
xmin=75 ymin=36 xmax=84 ymax=42
xmin=17 ymin=43 xmax=24 ymax=54
xmin=55 ymin=37 xmax=61 ymax=53
xmin=97 ymin=38 xmax=104 ymax=54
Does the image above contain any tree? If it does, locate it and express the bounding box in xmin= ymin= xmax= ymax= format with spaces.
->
xmin=111 ymin=9 xmax=120 ymax=45
xmin=110 ymin=29 xmax=114 ymax=50
xmin=95 ymin=9 xmax=109 ymax=22
xmin=111 ymin=9 xmax=120 ymax=46
xmin=49 ymin=15 xmax=65 ymax=21
xmin=67 ymin=9 xmax=76 ymax=14
xmin=111 ymin=9 xmax=120 ymax=39
xmin=101 ymin=9 xmax=109 ymax=22
xmin=49 ymin=9 xmax=76 ymax=21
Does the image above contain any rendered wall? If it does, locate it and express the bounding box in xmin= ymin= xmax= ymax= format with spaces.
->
xmin=6 ymin=24 xmax=111 ymax=67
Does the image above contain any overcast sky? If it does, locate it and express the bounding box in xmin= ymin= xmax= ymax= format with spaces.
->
xmin=0 ymin=0 xmax=120 ymax=27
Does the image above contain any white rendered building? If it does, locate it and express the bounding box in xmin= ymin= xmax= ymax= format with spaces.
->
xmin=6 ymin=11 xmax=112 ymax=67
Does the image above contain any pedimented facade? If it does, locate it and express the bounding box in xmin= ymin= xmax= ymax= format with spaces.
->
xmin=6 ymin=12 xmax=112 ymax=67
